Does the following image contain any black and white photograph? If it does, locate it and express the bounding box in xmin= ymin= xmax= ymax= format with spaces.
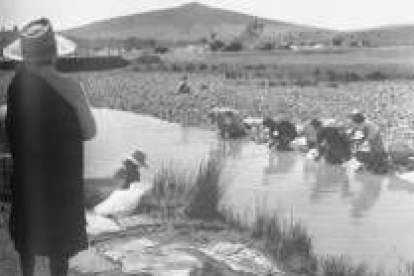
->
xmin=1 ymin=0 xmax=414 ymax=275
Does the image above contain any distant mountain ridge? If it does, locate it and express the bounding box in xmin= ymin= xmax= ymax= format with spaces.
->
xmin=64 ymin=2 xmax=331 ymax=41
xmin=63 ymin=2 xmax=414 ymax=47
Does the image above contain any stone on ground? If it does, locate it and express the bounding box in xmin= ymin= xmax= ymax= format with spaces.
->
xmin=70 ymin=248 xmax=117 ymax=274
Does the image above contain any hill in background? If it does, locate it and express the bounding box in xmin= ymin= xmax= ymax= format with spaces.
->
xmin=3 ymin=2 xmax=414 ymax=53
xmin=64 ymin=2 xmax=333 ymax=44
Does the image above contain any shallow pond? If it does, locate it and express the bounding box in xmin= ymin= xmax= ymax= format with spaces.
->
xmin=86 ymin=108 xmax=414 ymax=270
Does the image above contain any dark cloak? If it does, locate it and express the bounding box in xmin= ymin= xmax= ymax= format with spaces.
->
xmin=5 ymin=68 xmax=87 ymax=257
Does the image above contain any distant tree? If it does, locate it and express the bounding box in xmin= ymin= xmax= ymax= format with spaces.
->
xmin=136 ymin=52 xmax=163 ymax=64
xmin=350 ymin=40 xmax=359 ymax=47
xmin=332 ymin=36 xmax=344 ymax=46
xmin=124 ymin=37 xmax=142 ymax=51
xmin=154 ymin=45 xmax=169 ymax=54
xmin=146 ymin=39 xmax=157 ymax=49
xmin=209 ymin=39 xmax=225 ymax=52
xmin=257 ymin=41 xmax=275 ymax=51
xmin=200 ymin=37 xmax=208 ymax=44
xmin=223 ymin=40 xmax=243 ymax=52
xmin=245 ymin=17 xmax=264 ymax=37
xmin=361 ymin=40 xmax=371 ymax=47
xmin=209 ymin=32 xmax=217 ymax=41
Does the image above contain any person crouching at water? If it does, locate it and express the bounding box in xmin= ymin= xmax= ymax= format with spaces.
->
xmin=348 ymin=111 xmax=389 ymax=174
xmin=93 ymin=151 xmax=149 ymax=217
xmin=263 ymin=117 xmax=298 ymax=151
xmin=303 ymin=119 xmax=323 ymax=149
xmin=4 ymin=18 xmax=96 ymax=276
xmin=216 ymin=111 xmax=247 ymax=139
xmin=317 ymin=120 xmax=352 ymax=165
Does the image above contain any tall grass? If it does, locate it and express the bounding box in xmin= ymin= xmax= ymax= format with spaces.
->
xmin=137 ymin=155 xmax=224 ymax=221
xmin=136 ymin=163 xmax=192 ymax=218
xmin=225 ymin=208 xmax=317 ymax=274
xmin=184 ymin=156 xmax=225 ymax=221
xmin=319 ymin=256 xmax=375 ymax=276
xmin=319 ymin=256 xmax=414 ymax=276
xmin=400 ymin=262 xmax=414 ymax=276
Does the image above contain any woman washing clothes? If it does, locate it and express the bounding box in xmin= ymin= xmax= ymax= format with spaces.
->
xmin=348 ymin=110 xmax=389 ymax=174
xmin=94 ymin=151 xmax=150 ymax=217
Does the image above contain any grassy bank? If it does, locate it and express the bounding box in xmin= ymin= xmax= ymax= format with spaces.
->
xmin=136 ymin=154 xmax=414 ymax=276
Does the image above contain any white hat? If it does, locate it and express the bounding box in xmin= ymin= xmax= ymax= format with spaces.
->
xmin=3 ymin=18 xmax=76 ymax=61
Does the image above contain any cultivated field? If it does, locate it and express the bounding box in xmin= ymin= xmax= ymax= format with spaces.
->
xmin=1 ymin=62 xmax=414 ymax=149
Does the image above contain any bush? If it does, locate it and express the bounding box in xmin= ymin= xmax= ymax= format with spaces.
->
xmin=56 ymin=56 xmax=129 ymax=72
xmin=223 ymin=41 xmax=243 ymax=52
xmin=185 ymin=63 xmax=196 ymax=72
xmin=198 ymin=63 xmax=208 ymax=71
xmin=135 ymin=53 xmax=163 ymax=65
xmin=257 ymin=41 xmax=275 ymax=51
xmin=154 ymin=45 xmax=169 ymax=54
xmin=343 ymin=71 xmax=363 ymax=82
xmin=209 ymin=40 xmax=225 ymax=52
xmin=365 ymin=71 xmax=389 ymax=81
xmin=171 ymin=63 xmax=183 ymax=72
xmin=319 ymin=256 xmax=372 ymax=276
xmin=224 ymin=70 xmax=238 ymax=80
xmin=324 ymin=70 xmax=363 ymax=82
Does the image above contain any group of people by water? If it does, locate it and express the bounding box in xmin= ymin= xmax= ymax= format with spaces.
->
xmin=209 ymin=107 xmax=390 ymax=175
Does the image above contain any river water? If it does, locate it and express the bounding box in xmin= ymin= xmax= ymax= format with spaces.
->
xmin=86 ymin=108 xmax=414 ymax=270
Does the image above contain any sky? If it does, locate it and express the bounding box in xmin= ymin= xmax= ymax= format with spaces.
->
xmin=1 ymin=0 xmax=414 ymax=31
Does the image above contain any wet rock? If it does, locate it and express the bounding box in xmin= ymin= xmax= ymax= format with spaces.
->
xmin=70 ymin=248 xmax=117 ymax=274
xmin=116 ymin=214 xmax=162 ymax=229
xmin=199 ymin=242 xmax=282 ymax=275
xmin=99 ymin=237 xmax=283 ymax=275
xmin=101 ymin=238 xmax=203 ymax=275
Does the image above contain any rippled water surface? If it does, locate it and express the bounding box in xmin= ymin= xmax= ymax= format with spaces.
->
xmin=86 ymin=108 xmax=414 ymax=269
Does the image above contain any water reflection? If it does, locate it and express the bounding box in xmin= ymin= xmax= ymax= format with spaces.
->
xmin=216 ymin=139 xmax=245 ymax=159
xmin=264 ymin=151 xmax=298 ymax=176
xmin=309 ymin=164 xmax=350 ymax=203
xmin=349 ymin=173 xmax=384 ymax=219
